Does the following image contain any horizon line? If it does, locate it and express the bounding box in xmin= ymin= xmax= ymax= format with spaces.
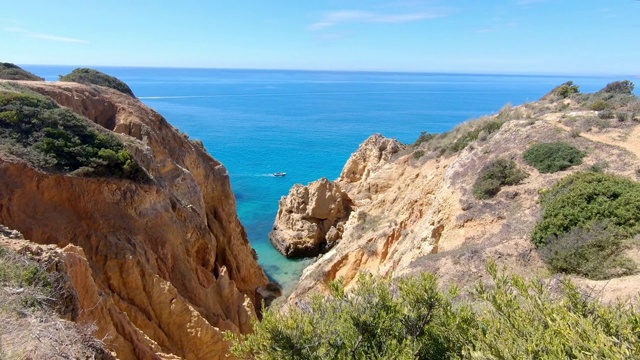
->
xmin=17 ymin=63 xmax=640 ymax=79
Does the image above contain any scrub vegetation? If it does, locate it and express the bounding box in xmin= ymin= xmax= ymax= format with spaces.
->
xmin=59 ymin=68 xmax=135 ymax=97
xmin=0 ymin=86 xmax=146 ymax=181
xmin=0 ymin=62 xmax=44 ymax=81
xmin=523 ymin=142 xmax=585 ymax=173
xmin=230 ymin=263 xmax=640 ymax=359
xmin=472 ymin=158 xmax=528 ymax=199
xmin=533 ymin=172 xmax=640 ymax=279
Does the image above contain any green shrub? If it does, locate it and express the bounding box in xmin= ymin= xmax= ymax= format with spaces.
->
xmin=590 ymin=99 xmax=609 ymax=111
xmin=523 ymin=142 xmax=585 ymax=173
xmin=0 ymin=62 xmax=43 ymax=81
xmin=230 ymin=273 xmax=475 ymax=359
xmin=59 ymin=68 xmax=135 ymax=97
xmin=473 ymin=158 xmax=528 ymax=199
xmin=0 ymin=90 xmax=146 ymax=181
xmin=230 ymin=264 xmax=640 ymax=359
xmin=601 ymin=80 xmax=635 ymax=95
xmin=532 ymin=172 xmax=640 ymax=278
xmin=533 ymin=172 xmax=640 ymax=246
xmin=539 ymin=222 xmax=636 ymax=279
xmin=552 ymin=81 xmax=580 ymax=98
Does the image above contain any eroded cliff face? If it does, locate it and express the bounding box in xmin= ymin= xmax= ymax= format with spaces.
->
xmin=282 ymin=102 xmax=640 ymax=304
xmin=0 ymin=80 xmax=270 ymax=359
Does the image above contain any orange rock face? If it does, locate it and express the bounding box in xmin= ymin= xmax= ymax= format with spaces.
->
xmin=0 ymin=80 xmax=270 ymax=359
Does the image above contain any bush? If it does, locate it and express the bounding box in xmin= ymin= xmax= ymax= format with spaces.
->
xmin=533 ymin=172 xmax=640 ymax=246
xmin=59 ymin=68 xmax=135 ymax=97
xmin=601 ymin=80 xmax=635 ymax=95
xmin=590 ymin=99 xmax=609 ymax=111
xmin=598 ymin=109 xmax=614 ymax=119
xmin=533 ymin=172 xmax=640 ymax=278
xmin=539 ymin=222 xmax=636 ymax=279
xmin=473 ymin=158 xmax=528 ymax=199
xmin=0 ymin=89 xmax=146 ymax=181
xmin=230 ymin=273 xmax=475 ymax=359
xmin=523 ymin=142 xmax=585 ymax=173
xmin=230 ymin=265 xmax=640 ymax=359
xmin=552 ymin=81 xmax=580 ymax=98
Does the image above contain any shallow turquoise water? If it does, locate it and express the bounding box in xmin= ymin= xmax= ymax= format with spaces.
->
xmin=22 ymin=65 xmax=633 ymax=288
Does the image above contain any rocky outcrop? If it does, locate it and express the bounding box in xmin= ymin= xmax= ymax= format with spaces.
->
xmin=281 ymin=100 xmax=640 ymax=304
xmin=340 ymin=134 xmax=402 ymax=185
xmin=270 ymin=178 xmax=352 ymax=258
xmin=0 ymin=80 xmax=271 ymax=359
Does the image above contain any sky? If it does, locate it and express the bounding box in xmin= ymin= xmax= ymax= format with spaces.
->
xmin=1 ymin=0 xmax=639 ymax=75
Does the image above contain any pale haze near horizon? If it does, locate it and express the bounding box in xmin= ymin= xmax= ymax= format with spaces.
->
xmin=1 ymin=0 xmax=639 ymax=76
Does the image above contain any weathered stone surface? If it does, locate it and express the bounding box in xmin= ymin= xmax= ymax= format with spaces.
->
xmin=340 ymin=134 xmax=402 ymax=184
xmin=282 ymin=108 xmax=640 ymax=305
xmin=0 ymin=80 xmax=271 ymax=359
xmin=270 ymin=177 xmax=352 ymax=258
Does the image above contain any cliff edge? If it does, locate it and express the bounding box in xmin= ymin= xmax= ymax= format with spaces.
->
xmin=277 ymin=82 xmax=640 ymax=304
xmin=0 ymin=75 xmax=271 ymax=359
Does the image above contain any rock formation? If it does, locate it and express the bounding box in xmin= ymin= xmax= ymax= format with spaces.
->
xmin=280 ymin=97 xmax=640 ymax=304
xmin=0 ymin=79 xmax=272 ymax=359
xmin=270 ymin=178 xmax=352 ymax=258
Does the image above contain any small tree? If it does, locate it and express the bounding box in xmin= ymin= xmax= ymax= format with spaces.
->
xmin=554 ymin=81 xmax=580 ymax=98
xmin=601 ymin=80 xmax=635 ymax=95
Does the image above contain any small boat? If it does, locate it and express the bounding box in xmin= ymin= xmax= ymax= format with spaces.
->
xmin=273 ymin=172 xmax=287 ymax=177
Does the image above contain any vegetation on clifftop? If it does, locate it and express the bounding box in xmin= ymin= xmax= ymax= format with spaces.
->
xmin=523 ymin=142 xmax=585 ymax=173
xmin=472 ymin=158 xmax=528 ymax=199
xmin=0 ymin=62 xmax=44 ymax=81
xmin=0 ymin=87 xmax=146 ymax=181
xmin=59 ymin=68 xmax=135 ymax=97
xmin=533 ymin=172 xmax=640 ymax=279
xmin=230 ymin=264 xmax=640 ymax=359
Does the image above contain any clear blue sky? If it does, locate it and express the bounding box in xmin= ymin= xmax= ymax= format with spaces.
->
xmin=2 ymin=0 xmax=639 ymax=75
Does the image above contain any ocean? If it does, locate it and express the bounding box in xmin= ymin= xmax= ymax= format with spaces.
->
xmin=22 ymin=65 xmax=633 ymax=289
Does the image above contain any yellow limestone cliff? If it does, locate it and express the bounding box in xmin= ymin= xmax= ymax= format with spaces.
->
xmin=274 ymin=99 xmax=640 ymax=304
xmin=0 ymin=80 xmax=270 ymax=359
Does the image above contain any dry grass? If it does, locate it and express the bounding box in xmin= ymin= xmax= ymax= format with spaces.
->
xmin=0 ymin=311 xmax=112 ymax=359
xmin=0 ymin=233 xmax=113 ymax=359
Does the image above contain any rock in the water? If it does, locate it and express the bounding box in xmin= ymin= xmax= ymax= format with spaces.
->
xmin=270 ymin=178 xmax=352 ymax=258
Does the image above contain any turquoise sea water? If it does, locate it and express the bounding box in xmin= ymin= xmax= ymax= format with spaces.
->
xmin=22 ymin=65 xmax=635 ymax=289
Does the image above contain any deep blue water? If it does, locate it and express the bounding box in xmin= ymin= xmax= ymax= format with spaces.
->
xmin=20 ymin=65 xmax=635 ymax=288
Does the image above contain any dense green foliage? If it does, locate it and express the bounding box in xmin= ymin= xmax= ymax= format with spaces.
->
xmin=601 ymin=80 xmax=635 ymax=95
xmin=0 ymin=62 xmax=44 ymax=81
xmin=523 ymin=142 xmax=585 ymax=173
xmin=0 ymin=90 xmax=146 ymax=180
xmin=533 ymin=172 xmax=640 ymax=279
xmin=472 ymin=158 xmax=528 ymax=199
xmin=59 ymin=68 xmax=135 ymax=97
xmin=552 ymin=81 xmax=580 ymax=98
xmin=230 ymin=264 xmax=640 ymax=359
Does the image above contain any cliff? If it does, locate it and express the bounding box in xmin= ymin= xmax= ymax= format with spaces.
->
xmin=0 ymin=78 xmax=271 ymax=359
xmin=276 ymin=86 xmax=640 ymax=304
